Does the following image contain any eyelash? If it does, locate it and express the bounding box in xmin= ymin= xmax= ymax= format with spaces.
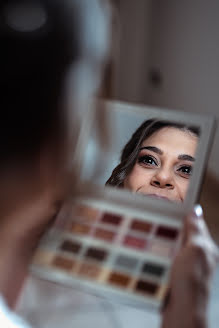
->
xmin=177 ymin=165 xmax=193 ymax=178
xmin=138 ymin=155 xmax=158 ymax=167
xmin=138 ymin=155 xmax=193 ymax=178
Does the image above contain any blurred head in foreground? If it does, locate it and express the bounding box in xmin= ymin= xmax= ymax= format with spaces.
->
xmin=0 ymin=0 xmax=111 ymax=307
xmin=0 ymin=0 xmax=110 ymax=201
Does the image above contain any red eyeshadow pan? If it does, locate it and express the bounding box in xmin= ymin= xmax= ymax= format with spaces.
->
xmin=130 ymin=220 xmax=152 ymax=234
xmin=156 ymin=226 xmax=178 ymax=240
xmin=101 ymin=213 xmax=123 ymax=226
xmin=94 ymin=228 xmax=115 ymax=242
xmin=123 ymin=235 xmax=147 ymax=250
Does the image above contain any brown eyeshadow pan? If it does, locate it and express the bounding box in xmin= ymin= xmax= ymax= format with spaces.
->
xmin=70 ymin=222 xmax=91 ymax=235
xmin=73 ymin=205 xmax=100 ymax=222
xmin=52 ymin=255 xmax=75 ymax=271
xmin=108 ymin=271 xmax=131 ymax=288
xmin=78 ymin=263 xmax=101 ymax=279
xmin=101 ymin=213 xmax=123 ymax=226
xmin=85 ymin=247 xmax=108 ymax=262
xmin=94 ymin=228 xmax=115 ymax=242
xmin=60 ymin=240 xmax=81 ymax=254
xmin=135 ymin=279 xmax=159 ymax=295
xmin=130 ymin=220 xmax=152 ymax=234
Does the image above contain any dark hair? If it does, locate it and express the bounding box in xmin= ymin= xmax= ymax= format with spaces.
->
xmin=106 ymin=119 xmax=200 ymax=187
xmin=0 ymin=0 xmax=81 ymax=164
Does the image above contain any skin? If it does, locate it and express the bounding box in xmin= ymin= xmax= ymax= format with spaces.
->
xmin=162 ymin=206 xmax=219 ymax=328
xmin=124 ymin=127 xmax=198 ymax=202
xmin=0 ymin=145 xmax=68 ymax=307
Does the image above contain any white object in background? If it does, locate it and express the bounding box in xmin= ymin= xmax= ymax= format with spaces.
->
xmin=0 ymin=295 xmax=31 ymax=328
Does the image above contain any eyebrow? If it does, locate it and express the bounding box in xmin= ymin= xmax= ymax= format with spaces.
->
xmin=178 ymin=154 xmax=195 ymax=162
xmin=139 ymin=146 xmax=195 ymax=162
xmin=140 ymin=146 xmax=163 ymax=155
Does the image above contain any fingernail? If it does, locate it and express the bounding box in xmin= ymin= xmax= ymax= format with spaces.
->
xmin=161 ymin=289 xmax=171 ymax=313
xmin=193 ymin=204 xmax=203 ymax=218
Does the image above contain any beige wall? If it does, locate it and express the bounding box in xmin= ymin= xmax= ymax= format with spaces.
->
xmin=201 ymin=173 xmax=219 ymax=244
xmin=112 ymin=1 xmax=219 ymax=242
xmin=113 ymin=0 xmax=153 ymax=103
xmin=113 ymin=0 xmax=219 ymax=178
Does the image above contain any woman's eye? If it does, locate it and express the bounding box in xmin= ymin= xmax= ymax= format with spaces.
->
xmin=177 ymin=165 xmax=192 ymax=177
xmin=138 ymin=155 xmax=158 ymax=166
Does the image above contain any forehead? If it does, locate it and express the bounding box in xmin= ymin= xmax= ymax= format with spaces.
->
xmin=142 ymin=127 xmax=198 ymax=155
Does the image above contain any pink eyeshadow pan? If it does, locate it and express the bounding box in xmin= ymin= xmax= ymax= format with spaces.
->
xmin=150 ymin=241 xmax=172 ymax=257
xmin=123 ymin=235 xmax=147 ymax=250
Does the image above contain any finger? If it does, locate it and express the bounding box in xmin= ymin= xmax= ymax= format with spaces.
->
xmin=185 ymin=204 xmax=219 ymax=263
xmin=161 ymin=288 xmax=171 ymax=313
xmin=184 ymin=205 xmax=212 ymax=241
xmin=180 ymin=205 xmax=202 ymax=246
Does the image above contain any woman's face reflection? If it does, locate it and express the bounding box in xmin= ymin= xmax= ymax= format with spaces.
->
xmin=123 ymin=127 xmax=198 ymax=202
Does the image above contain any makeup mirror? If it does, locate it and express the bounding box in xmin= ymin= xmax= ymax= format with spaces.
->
xmin=79 ymin=100 xmax=215 ymax=216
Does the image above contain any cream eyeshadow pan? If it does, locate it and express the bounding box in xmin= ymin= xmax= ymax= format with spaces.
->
xmin=31 ymin=201 xmax=182 ymax=309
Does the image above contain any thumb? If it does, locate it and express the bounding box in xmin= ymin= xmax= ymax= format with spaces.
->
xmin=183 ymin=204 xmax=219 ymax=264
xmin=183 ymin=204 xmax=204 ymax=244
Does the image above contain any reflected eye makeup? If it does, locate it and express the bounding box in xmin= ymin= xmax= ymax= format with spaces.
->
xmin=138 ymin=154 xmax=158 ymax=167
xmin=32 ymin=201 xmax=181 ymax=310
xmin=177 ymin=164 xmax=193 ymax=178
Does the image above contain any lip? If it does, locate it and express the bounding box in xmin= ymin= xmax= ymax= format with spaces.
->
xmin=144 ymin=193 xmax=171 ymax=202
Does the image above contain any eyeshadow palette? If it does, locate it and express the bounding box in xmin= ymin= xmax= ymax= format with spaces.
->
xmin=31 ymin=198 xmax=182 ymax=310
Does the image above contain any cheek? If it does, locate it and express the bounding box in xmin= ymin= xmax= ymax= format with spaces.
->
xmin=124 ymin=165 xmax=152 ymax=191
xmin=175 ymin=178 xmax=190 ymax=200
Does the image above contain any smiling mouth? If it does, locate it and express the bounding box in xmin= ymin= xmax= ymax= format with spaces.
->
xmin=141 ymin=193 xmax=172 ymax=202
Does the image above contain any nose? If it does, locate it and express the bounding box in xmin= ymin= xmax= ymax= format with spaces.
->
xmin=150 ymin=168 xmax=174 ymax=189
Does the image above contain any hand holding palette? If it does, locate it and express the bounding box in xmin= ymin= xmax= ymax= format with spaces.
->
xmin=30 ymin=101 xmax=216 ymax=310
